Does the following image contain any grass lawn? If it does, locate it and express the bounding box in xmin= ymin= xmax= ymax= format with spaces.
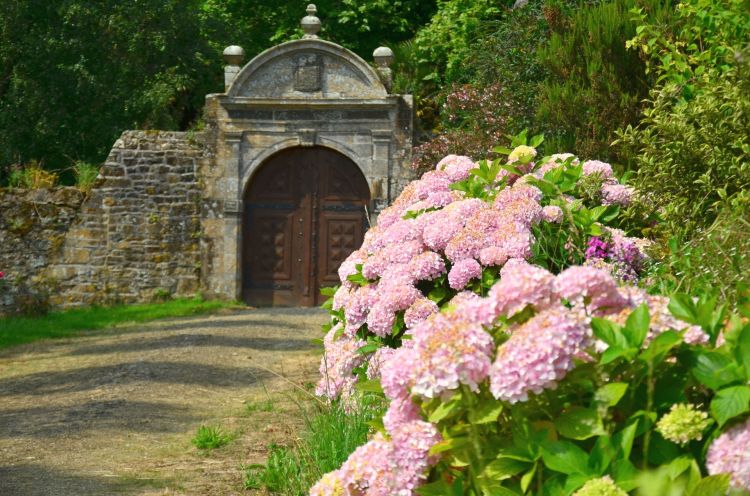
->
xmin=0 ymin=297 xmax=240 ymax=349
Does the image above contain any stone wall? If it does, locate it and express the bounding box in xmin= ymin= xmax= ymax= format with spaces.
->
xmin=46 ymin=131 xmax=205 ymax=308
xmin=0 ymin=188 xmax=86 ymax=315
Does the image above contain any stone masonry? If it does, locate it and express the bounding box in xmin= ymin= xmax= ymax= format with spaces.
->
xmin=46 ymin=131 xmax=205 ymax=308
xmin=0 ymin=188 xmax=85 ymax=314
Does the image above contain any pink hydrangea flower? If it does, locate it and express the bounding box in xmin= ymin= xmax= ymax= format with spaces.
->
xmin=422 ymin=211 xmax=465 ymax=251
xmin=542 ymin=205 xmax=563 ymax=223
xmin=582 ymin=160 xmax=614 ymax=179
xmin=316 ymin=325 xmax=367 ymax=400
xmin=601 ymin=183 xmax=634 ymax=206
xmin=488 ymin=258 xmax=556 ymax=318
xmin=367 ymin=346 xmax=398 ymax=380
xmin=490 ymin=306 xmax=590 ymax=403
xmin=344 ymin=284 xmax=377 ymax=329
xmin=408 ymin=313 xmax=495 ymax=399
xmin=707 ymin=418 xmax=750 ymax=490
xmin=389 ymin=420 xmax=442 ymax=492
xmin=383 ymin=396 xmax=421 ymax=433
xmin=408 ymin=251 xmax=446 ymax=281
xmin=415 ymin=170 xmax=452 ymax=200
xmin=381 ymin=343 xmax=419 ymax=400
xmin=404 ymin=297 xmax=439 ymax=329
xmin=537 ymin=153 xmax=579 ymax=176
xmin=436 ymin=154 xmax=476 ymax=182
xmin=448 ymin=258 xmax=482 ymax=290
xmin=554 ymin=266 xmax=627 ymax=315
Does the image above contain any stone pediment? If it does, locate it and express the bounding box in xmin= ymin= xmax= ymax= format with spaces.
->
xmin=227 ymin=39 xmax=388 ymax=100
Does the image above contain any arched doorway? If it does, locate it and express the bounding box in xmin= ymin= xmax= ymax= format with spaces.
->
xmin=243 ymin=147 xmax=370 ymax=306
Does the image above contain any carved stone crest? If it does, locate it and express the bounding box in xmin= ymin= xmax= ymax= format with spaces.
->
xmin=294 ymin=53 xmax=322 ymax=92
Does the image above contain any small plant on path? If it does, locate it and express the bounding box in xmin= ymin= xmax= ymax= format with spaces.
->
xmin=191 ymin=425 xmax=234 ymax=451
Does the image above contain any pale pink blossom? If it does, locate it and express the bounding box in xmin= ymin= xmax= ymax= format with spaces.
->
xmin=707 ymin=418 xmax=750 ymax=490
xmin=490 ymin=306 xmax=590 ymax=403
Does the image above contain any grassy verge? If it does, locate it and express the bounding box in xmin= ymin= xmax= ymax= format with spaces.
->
xmin=244 ymin=399 xmax=382 ymax=495
xmin=0 ymin=297 xmax=239 ymax=349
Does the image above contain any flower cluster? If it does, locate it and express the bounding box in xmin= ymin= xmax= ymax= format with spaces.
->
xmin=656 ymin=403 xmax=711 ymax=445
xmin=707 ymin=418 xmax=750 ymax=490
xmin=319 ymin=148 xmax=649 ymax=404
xmin=585 ymin=228 xmax=649 ymax=282
xmin=573 ymin=476 xmax=628 ymax=496
xmin=309 ymin=420 xmax=441 ymax=496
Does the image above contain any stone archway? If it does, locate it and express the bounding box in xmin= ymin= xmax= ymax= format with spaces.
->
xmin=242 ymin=146 xmax=370 ymax=306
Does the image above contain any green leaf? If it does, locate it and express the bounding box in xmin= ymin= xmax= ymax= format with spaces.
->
xmin=355 ymin=379 xmax=383 ymax=394
xmin=624 ymin=304 xmax=650 ymax=348
xmin=520 ymin=465 xmax=536 ymax=493
xmin=591 ymin=318 xmax=618 ymax=345
xmin=614 ymin=421 xmax=639 ymax=460
xmin=666 ymin=456 xmax=694 ymax=480
xmin=482 ymin=456 xmax=529 ymax=481
xmin=540 ymin=440 xmax=591 ymax=475
xmin=611 ymin=459 xmax=639 ymax=491
xmin=711 ymin=385 xmax=750 ymax=427
xmin=686 ymin=474 xmax=730 ymax=496
xmin=428 ymin=396 xmax=463 ymax=423
xmin=590 ymin=435 xmax=614 ymax=474
xmin=595 ymin=383 xmax=628 ymax=407
xmin=355 ymin=343 xmax=379 ymax=355
xmin=640 ymin=330 xmax=682 ymax=363
xmin=319 ymin=286 xmax=338 ymax=296
xmin=669 ymin=294 xmax=698 ymax=324
xmin=554 ymin=408 xmax=604 ymax=440
xmin=600 ymin=346 xmax=634 ymax=365
xmin=692 ymin=351 xmax=744 ymax=390
xmin=428 ymin=286 xmax=449 ymax=304
xmin=468 ymin=400 xmax=503 ymax=424
xmin=735 ymin=325 xmax=750 ymax=377
xmin=416 ymin=479 xmax=453 ymax=495
xmin=429 ymin=436 xmax=469 ymax=456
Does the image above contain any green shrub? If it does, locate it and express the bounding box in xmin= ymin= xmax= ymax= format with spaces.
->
xmin=648 ymin=194 xmax=750 ymax=308
xmin=617 ymin=0 xmax=750 ymax=233
xmin=535 ymin=0 xmax=673 ymax=165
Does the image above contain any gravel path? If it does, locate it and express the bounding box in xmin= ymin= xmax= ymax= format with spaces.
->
xmin=0 ymin=308 xmax=327 ymax=495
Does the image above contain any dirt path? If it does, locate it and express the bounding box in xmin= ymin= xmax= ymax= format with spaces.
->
xmin=0 ymin=308 xmax=327 ymax=495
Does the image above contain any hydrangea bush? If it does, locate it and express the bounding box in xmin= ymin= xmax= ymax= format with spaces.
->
xmin=311 ymin=136 xmax=750 ymax=495
xmin=317 ymin=133 xmax=643 ymax=403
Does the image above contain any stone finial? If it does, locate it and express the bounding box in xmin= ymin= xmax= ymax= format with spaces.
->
xmin=373 ymin=46 xmax=395 ymax=92
xmin=223 ymin=45 xmax=245 ymax=66
xmin=301 ymin=4 xmax=321 ymax=39
xmin=222 ymin=45 xmax=245 ymax=91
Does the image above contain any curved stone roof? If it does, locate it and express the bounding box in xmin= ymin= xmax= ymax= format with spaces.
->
xmin=226 ymin=39 xmax=387 ymax=100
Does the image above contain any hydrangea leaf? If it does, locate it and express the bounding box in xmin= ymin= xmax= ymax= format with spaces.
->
xmin=692 ymin=350 xmax=744 ymax=390
xmin=639 ymin=330 xmax=682 ymax=363
xmin=481 ymin=456 xmax=529 ymax=481
xmin=710 ymin=385 xmax=750 ymax=427
xmin=595 ymin=383 xmax=628 ymax=407
xmin=624 ymin=303 xmax=650 ymax=349
xmin=554 ymin=407 xmax=605 ymax=440
xmin=540 ymin=440 xmax=592 ymax=476
xmin=686 ymin=474 xmax=730 ymax=496
xmin=467 ymin=400 xmax=503 ymax=425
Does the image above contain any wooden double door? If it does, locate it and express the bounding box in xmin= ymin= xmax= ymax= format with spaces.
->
xmin=243 ymin=147 xmax=370 ymax=306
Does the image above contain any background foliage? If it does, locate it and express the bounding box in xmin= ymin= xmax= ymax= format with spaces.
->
xmin=0 ymin=0 xmax=436 ymax=184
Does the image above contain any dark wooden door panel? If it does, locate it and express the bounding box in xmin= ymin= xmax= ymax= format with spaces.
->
xmin=244 ymin=147 xmax=369 ymax=306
